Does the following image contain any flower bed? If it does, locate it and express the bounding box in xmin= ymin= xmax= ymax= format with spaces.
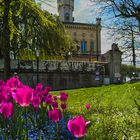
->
xmin=0 ymin=77 xmax=90 ymax=139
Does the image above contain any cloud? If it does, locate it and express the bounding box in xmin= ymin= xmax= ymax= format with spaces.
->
xmin=74 ymin=0 xmax=95 ymax=23
xmin=40 ymin=1 xmax=58 ymax=14
xmin=101 ymin=29 xmax=113 ymax=54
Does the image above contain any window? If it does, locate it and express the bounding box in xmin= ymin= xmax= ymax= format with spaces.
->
xmin=90 ymin=41 xmax=94 ymax=52
xmin=81 ymin=40 xmax=87 ymax=53
xmin=65 ymin=12 xmax=70 ymax=21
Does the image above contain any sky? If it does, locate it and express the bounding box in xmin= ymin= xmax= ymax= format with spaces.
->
xmin=40 ymin=0 xmax=114 ymax=54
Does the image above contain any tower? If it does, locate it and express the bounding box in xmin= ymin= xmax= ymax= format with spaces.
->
xmin=57 ymin=0 xmax=74 ymax=22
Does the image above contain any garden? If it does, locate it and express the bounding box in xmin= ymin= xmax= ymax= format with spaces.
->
xmin=0 ymin=76 xmax=140 ymax=139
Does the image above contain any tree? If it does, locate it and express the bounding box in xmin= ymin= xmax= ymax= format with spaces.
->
xmin=3 ymin=0 xmax=11 ymax=80
xmin=91 ymin=0 xmax=140 ymax=32
xmin=90 ymin=0 xmax=140 ymax=66
xmin=59 ymin=34 xmax=77 ymax=60
xmin=106 ymin=19 xmax=139 ymax=66
xmin=0 ymin=0 xmax=72 ymax=79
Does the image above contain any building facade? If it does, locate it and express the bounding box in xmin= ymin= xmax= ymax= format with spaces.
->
xmin=57 ymin=0 xmax=101 ymax=61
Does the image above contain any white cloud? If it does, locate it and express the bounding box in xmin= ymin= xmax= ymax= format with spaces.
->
xmin=74 ymin=0 xmax=95 ymax=23
xmin=40 ymin=1 xmax=58 ymax=14
xmin=101 ymin=29 xmax=113 ymax=54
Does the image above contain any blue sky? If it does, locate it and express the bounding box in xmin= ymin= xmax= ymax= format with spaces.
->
xmin=40 ymin=0 xmax=114 ymax=53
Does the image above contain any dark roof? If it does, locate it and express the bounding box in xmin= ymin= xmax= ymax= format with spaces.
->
xmin=63 ymin=22 xmax=96 ymax=27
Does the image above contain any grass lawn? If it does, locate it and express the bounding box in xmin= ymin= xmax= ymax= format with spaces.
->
xmin=56 ymin=83 xmax=140 ymax=139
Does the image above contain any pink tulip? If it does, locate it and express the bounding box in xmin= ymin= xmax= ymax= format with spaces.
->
xmin=32 ymin=96 xmax=41 ymax=111
xmin=7 ymin=77 xmax=23 ymax=91
xmin=2 ymin=86 xmax=12 ymax=100
xmin=0 ymin=102 xmax=13 ymax=119
xmin=86 ymin=104 xmax=91 ymax=109
xmin=48 ymin=108 xmax=62 ymax=122
xmin=0 ymin=80 xmax=5 ymax=90
xmin=60 ymin=92 xmax=68 ymax=102
xmin=61 ymin=103 xmax=67 ymax=110
xmin=44 ymin=87 xmax=52 ymax=93
xmin=35 ymin=90 xmax=45 ymax=101
xmin=51 ymin=102 xmax=58 ymax=108
xmin=35 ymin=83 xmax=43 ymax=92
xmin=13 ymin=86 xmax=33 ymax=107
xmin=67 ymin=115 xmax=90 ymax=138
xmin=60 ymin=91 xmax=68 ymax=97
xmin=47 ymin=94 xmax=52 ymax=98
xmin=45 ymin=94 xmax=53 ymax=105
xmin=0 ymin=80 xmax=5 ymax=86
xmin=53 ymin=96 xmax=57 ymax=101
xmin=0 ymin=93 xmax=9 ymax=105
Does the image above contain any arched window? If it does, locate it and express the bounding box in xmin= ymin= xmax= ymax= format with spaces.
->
xmin=65 ymin=13 xmax=70 ymax=21
xmin=90 ymin=40 xmax=94 ymax=52
xmin=81 ymin=40 xmax=87 ymax=53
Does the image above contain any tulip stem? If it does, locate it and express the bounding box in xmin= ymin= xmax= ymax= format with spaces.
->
xmin=56 ymin=123 xmax=60 ymax=140
xmin=35 ymin=112 xmax=41 ymax=139
xmin=25 ymin=108 xmax=28 ymax=140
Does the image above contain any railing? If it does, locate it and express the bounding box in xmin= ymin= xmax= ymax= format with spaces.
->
xmin=0 ymin=59 xmax=108 ymax=74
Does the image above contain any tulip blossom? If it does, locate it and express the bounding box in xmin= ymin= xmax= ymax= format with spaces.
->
xmin=2 ymin=86 xmax=13 ymax=100
xmin=67 ymin=115 xmax=90 ymax=138
xmin=45 ymin=94 xmax=53 ymax=105
xmin=61 ymin=103 xmax=67 ymax=110
xmin=0 ymin=80 xmax=5 ymax=90
xmin=44 ymin=87 xmax=52 ymax=93
xmin=86 ymin=104 xmax=91 ymax=109
xmin=47 ymin=94 xmax=52 ymax=98
xmin=13 ymin=86 xmax=33 ymax=107
xmin=0 ymin=93 xmax=9 ymax=105
xmin=35 ymin=83 xmax=43 ymax=92
xmin=60 ymin=92 xmax=68 ymax=102
xmin=35 ymin=90 xmax=45 ymax=101
xmin=6 ymin=77 xmax=23 ymax=91
xmin=32 ymin=96 xmax=41 ymax=111
xmin=51 ymin=102 xmax=58 ymax=108
xmin=48 ymin=108 xmax=62 ymax=122
xmin=53 ymin=96 xmax=57 ymax=101
xmin=0 ymin=102 xmax=13 ymax=119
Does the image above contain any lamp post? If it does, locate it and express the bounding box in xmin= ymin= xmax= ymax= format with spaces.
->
xmin=36 ymin=48 xmax=40 ymax=84
xmin=17 ymin=46 xmax=20 ymax=73
xmin=68 ymin=51 xmax=71 ymax=60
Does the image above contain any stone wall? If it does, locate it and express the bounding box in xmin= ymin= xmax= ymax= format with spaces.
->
xmin=0 ymin=72 xmax=102 ymax=90
xmin=0 ymin=60 xmax=108 ymax=90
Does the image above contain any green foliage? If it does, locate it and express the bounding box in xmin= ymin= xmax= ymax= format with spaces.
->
xmin=0 ymin=0 xmax=75 ymax=59
xmin=18 ymin=48 xmax=64 ymax=60
xmin=55 ymin=83 xmax=140 ymax=139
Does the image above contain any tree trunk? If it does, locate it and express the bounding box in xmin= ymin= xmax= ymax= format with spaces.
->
xmin=136 ymin=17 xmax=140 ymax=33
xmin=3 ymin=0 xmax=11 ymax=80
xmin=131 ymin=28 xmax=136 ymax=67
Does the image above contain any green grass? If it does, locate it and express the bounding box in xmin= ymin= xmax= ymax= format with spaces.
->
xmin=56 ymin=83 xmax=140 ymax=139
